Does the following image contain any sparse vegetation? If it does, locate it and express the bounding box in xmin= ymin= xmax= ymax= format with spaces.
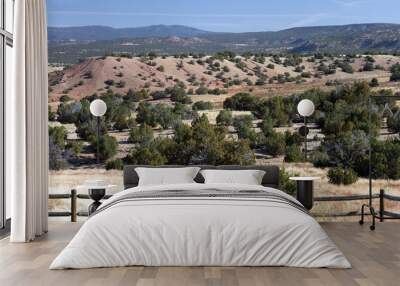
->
xmin=48 ymin=53 xmax=400 ymax=193
xmin=390 ymin=63 xmax=400 ymax=81
xmin=45 ymin=21 xmax=400 ymax=223
xmin=192 ymin=101 xmax=213 ymax=111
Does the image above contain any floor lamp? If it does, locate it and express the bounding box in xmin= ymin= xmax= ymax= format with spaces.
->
xmin=89 ymin=99 xmax=107 ymax=164
xmin=359 ymin=94 xmax=400 ymax=230
xmin=297 ymin=99 xmax=315 ymax=160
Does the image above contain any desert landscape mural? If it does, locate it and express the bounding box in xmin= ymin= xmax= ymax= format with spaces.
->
xmin=46 ymin=22 xmax=400 ymax=220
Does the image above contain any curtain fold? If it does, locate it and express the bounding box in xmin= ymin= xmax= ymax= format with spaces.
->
xmin=8 ymin=0 xmax=49 ymax=242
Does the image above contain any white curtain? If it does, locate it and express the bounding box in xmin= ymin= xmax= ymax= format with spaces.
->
xmin=7 ymin=0 xmax=49 ymax=242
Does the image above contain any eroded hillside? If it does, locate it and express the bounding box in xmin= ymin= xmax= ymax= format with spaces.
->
xmin=49 ymin=54 xmax=400 ymax=107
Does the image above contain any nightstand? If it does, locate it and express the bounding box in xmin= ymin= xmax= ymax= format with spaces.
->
xmin=289 ymin=177 xmax=319 ymax=210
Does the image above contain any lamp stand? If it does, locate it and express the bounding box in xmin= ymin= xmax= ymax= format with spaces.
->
xmin=359 ymin=94 xmax=377 ymax=230
xmin=304 ymin=116 xmax=308 ymax=160
xmin=359 ymin=94 xmax=400 ymax=230
xmin=96 ymin=116 xmax=100 ymax=164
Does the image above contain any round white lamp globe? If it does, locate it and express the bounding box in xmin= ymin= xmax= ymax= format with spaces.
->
xmin=90 ymin=99 xmax=107 ymax=117
xmin=297 ymin=99 xmax=315 ymax=117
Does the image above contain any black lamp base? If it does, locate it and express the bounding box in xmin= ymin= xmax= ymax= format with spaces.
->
xmin=360 ymin=204 xmax=377 ymax=231
xmin=88 ymin=201 xmax=102 ymax=215
xmin=88 ymin=188 xmax=106 ymax=215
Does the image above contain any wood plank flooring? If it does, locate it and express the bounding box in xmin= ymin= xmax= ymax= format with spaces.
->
xmin=0 ymin=222 xmax=399 ymax=286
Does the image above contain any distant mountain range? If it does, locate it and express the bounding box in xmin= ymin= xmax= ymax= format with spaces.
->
xmin=48 ymin=23 xmax=400 ymax=64
xmin=48 ymin=25 xmax=211 ymax=41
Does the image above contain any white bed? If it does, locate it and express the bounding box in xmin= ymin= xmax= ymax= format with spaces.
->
xmin=50 ymin=183 xmax=351 ymax=269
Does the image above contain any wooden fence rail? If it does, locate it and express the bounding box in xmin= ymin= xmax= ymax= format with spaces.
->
xmin=313 ymin=211 xmax=365 ymax=217
xmin=314 ymin=194 xmax=380 ymax=201
xmin=48 ymin=189 xmax=400 ymax=222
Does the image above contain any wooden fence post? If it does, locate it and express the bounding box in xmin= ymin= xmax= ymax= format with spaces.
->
xmin=71 ymin=189 xmax=77 ymax=222
xmin=379 ymin=189 xmax=384 ymax=222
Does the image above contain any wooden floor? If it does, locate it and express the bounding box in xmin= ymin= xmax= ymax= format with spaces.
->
xmin=0 ymin=222 xmax=399 ymax=286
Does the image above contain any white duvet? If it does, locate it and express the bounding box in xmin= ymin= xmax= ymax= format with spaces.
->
xmin=50 ymin=183 xmax=351 ymax=269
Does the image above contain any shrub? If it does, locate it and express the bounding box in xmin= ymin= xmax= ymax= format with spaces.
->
xmin=66 ymin=140 xmax=84 ymax=156
xmin=125 ymin=89 xmax=149 ymax=102
xmin=343 ymin=169 xmax=359 ymax=185
xmin=255 ymin=78 xmax=266 ymax=86
xmin=284 ymin=145 xmax=304 ymax=162
xmin=390 ymin=63 xmax=400 ymax=81
xmin=362 ymin=62 xmax=374 ymax=71
xmin=369 ymin=78 xmax=379 ymax=87
xmin=284 ymin=131 xmax=303 ymax=146
xmin=216 ymin=110 xmax=233 ymax=126
xmin=125 ymin=146 xmax=167 ymax=165
xmin=279 ymin=168 xmax=298 ymax=195
xmin=322 ymin=130 xmax=369 ymax=169
xmin=76 ymin=118 xmax=108 ymax=141
xmin=192 ymin=101 xmax=213 ymax=111
xmin=233 ymin=115 xmax=254 ymax=130
xmin=327 ymin=167 xmax=358 ymax=185
xmin=168 ymin=86 xmax=191 ymax=104
xmin=90 ymin=135 xmax=118 ymax=162
xmin=354 ymin=140 xmax=400 ymax=180
xmin=219 ymin=139 xmax=255 ymax=165
xmin=233 ymin=115 xmax=260 ymax=147
xmin=154 ymin=104 xmax=177 ymax=129
xmin=223 ymin=93 xmax=258 ymax=111
xmin=195 ymin=86 xmax=209 ymax=95
xmin=114 ymin=116 xmax=135 ymax=131
xmin=264 ymin=133 xmax=286 ymax=156
xmin=104 ymin=79 xmax=114 ymax=86
xmin=283 ymin=55 xmax=302 ymax=67
xmin=49 ymin=137 xmax=70 ymax=170
xmin=129 ymin=124 xmax=154 ymax=146
xmin=312 ymin=151 xmax=331 ymax=168
xmin=48 ymin=106 xmax=56 ymax=121
xmin=208 ymin=88 xmax=222 ymax=95
xmin=57 ymin=102 xmax=81 ymax=124
xmin=135 ymin=103 xmax=157 ymax=127
xmin=149 ymin=91 xmax=166 ymax=101
xmin=105 ymin=159 xmax=124 ymax=170
xmin=49 ymin=126 xmax=68 ymax=149
xmin=338 ymin=62 xmax=354 ymax=73
xmin=116 ymin=80 xmax=126 ymax=88
xmin=60 ymin=95 xmax=72 ymax=102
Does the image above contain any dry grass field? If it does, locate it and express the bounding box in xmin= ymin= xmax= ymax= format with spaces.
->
xmin=48 ymin=162 xmax=400 ymax=222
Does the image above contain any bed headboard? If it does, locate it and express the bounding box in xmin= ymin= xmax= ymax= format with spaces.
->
xmin=123 ymin=165 xmax=280 ymax=190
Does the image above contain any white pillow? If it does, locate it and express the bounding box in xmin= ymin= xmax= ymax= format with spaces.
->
xmin=135 ymin=167 xmax=201 ymax=186
xmin=200 ymin=169 xmax=266 ymax=185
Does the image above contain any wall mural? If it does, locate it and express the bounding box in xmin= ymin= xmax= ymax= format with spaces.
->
xmin=47 ymin=2 xmax=400 ymax=220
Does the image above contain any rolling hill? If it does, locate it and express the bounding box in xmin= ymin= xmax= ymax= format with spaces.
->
xmin=48 ymin=54 xmax=400 ymax=106
xmin=48 ymin=23 xmax=400 ymax=64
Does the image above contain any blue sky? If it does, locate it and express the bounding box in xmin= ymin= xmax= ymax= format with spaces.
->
xmin=47 ymin=0 xmax=400 ymax=32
